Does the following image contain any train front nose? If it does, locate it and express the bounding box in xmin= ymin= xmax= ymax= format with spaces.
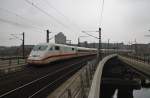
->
xmin=27 ymin=51 xmax=46 ymax=64
xmin=27 ymin=44 xmax=49 ymax=65
xmin=28 ymin=51 xmax=43 ymax=60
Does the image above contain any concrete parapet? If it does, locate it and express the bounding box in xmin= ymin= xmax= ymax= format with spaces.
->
xmin=88 ymin=54 xmax=117 ymax=98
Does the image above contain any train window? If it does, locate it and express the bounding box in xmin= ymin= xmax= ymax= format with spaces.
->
xmin=49 ymin=47 xmax=53 ymax=51
xmin=72 ymin=48 xmax=74 ymax=51
xmin=55 ymin=46 xmax=60 ymax=50
xmin=33 ymin=45 xmax=48 ymax=51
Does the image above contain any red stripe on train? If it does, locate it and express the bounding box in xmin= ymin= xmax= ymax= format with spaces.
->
xmin=41 ymin=53 xmax=77 ymax=61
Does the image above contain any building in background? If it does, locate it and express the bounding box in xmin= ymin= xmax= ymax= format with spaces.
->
xmin=78 ymin=42 xmax=124 ymax=49
xmin=55 ymin=32 xmax=66 ymax=44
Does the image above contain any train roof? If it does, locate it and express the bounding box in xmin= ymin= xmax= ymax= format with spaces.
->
xmin=36 ymin=43 xmax=78 ymax=49
xmin=36 ymin=43 xmax=97 ymax=50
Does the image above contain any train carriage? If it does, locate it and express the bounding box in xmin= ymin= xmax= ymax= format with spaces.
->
xmin=27 ymin=43 xmax=97 ymax=65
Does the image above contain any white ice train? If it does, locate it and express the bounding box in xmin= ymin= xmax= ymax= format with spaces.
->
xmin=27 ymin=43 xmax=97 ymax=65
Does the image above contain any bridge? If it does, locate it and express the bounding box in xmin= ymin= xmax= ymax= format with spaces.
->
xmin=0 ymin=53 xmax=150 ymax=98
xmin=88 ymin=54 xmax=150 ymax=98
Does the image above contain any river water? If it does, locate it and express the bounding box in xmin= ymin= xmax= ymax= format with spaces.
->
xmin=134 ymin=88 xmax=150 ymax=98
xmin=113 ymin=88 xmax=150 ymax=98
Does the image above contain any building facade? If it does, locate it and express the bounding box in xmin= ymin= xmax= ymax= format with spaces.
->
xmin=55 ymin=32 xmax=66 ymax=44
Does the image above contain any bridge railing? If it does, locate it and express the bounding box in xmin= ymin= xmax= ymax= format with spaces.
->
xmin=120 ymin=54 xmax=150 ymax=64
xmin=0 ymin=57 xmax=27 ymax=66
xmin=0 ymin=57 xmax=27 ymax=74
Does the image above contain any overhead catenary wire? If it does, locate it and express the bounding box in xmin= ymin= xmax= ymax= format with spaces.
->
xmin=81 ymin=0 xmax=105 ymax=41
xmin=26 ymin=0 xmax=100 ymax=42
xmin=0 ymin=0 xmax=103 ymax=44
xmin=44 ymin=0 xmax=94 ymax=44
xmin=43 ymin=0 xmax=82 ymax=31
xmin=0 ymin=6 xmax=60 ymax=44
xmin=0 ymin=17 xmax=34 ymax=28
xmin=0 ymin=8 xmax=47 ymax=34
xmin=82 ymin=31 xmax=99 ymax=39
xmin=0 ymin=18 xmax=45 ymax=35
xmin=0 ymin=7 xmax=43 ymax=30
xmin=24 ymin=0 xmax=76 ymax=33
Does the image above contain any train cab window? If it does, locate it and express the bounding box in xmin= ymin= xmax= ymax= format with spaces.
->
xmin=55 ymin=46 xmax=60 ymax=50
xmin=33 ymin=45 xmax=48 ymax=51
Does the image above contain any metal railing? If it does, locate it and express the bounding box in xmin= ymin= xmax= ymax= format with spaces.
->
xmin=0 ymin=57 xmax=27 ymax=66
xmin=0 ymin=57 xmax=27 ymax=74
xmin=121 ymin=54 xmax=150 ymax=64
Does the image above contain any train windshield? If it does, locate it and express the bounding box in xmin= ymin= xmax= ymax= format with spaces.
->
xmin=33 ymin=45 xmax=48 ymax=51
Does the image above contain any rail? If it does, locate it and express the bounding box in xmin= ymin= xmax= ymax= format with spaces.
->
xmin=0 ymin=57 xmax=92 ymax=98
xmin=51 ymin=54 xmax=117 ymax=98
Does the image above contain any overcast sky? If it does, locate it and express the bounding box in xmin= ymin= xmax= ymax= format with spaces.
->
xmin=0 ymin=0 xmax=150 ymax=46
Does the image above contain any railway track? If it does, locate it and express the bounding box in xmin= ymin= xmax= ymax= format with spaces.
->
xmin=0 ymin=56 xmax=96 ymax=98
